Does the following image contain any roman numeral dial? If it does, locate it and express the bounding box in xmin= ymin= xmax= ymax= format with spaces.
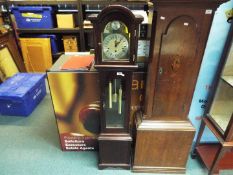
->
xmin=103 ymin=33 xmax=129 ymax=60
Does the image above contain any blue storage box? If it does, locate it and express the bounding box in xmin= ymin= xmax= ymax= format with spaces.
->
xmin=0 ymin=73 xmax=46 ymax=116
xmin=11 ymin=6 xmax=54 ymax=29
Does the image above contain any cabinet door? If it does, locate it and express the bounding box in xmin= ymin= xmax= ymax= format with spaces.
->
xmin=0 ymin=46 xmax=19 ymax=81
xmin=146 ymin=7 xmax=214 ymax=120
xmin=20 ymin=38 xmax=52 ymax=72
xmin=0 ymin=32 xmax=25 ymax=72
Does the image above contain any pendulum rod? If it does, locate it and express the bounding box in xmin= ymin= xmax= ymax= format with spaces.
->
xmin=118 ymin=84 xmax=122 ymax=114
xmin=109 ymin=80 xmax=112 ymax=108
xmin=112 ymin=79 xmax=118 ymax=103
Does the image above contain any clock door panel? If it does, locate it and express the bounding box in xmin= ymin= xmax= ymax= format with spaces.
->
xmin=144 ymin=6 xmax=214 ymax=119
xmin=100 ymin=71 xmax=131 ymax=133
xmin=152 ymin=16 xmax=199 ymax=120
xmin=104 ymin=78 xmax=126 ymax=129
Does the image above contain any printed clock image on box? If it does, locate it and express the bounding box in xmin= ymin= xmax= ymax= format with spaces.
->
xmin=48 ymin=72 xmax=100 ymax=151
xmin=47 ymin=71 xmax=145 ymax=151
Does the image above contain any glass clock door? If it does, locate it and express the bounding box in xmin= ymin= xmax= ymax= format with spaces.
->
xmin=103 ymin=76 xmax=126 ymax=129
xmin=209 ymin=79 xmax=233 ymax=132
xmin=101 ymin=21 xmax=130 ymax=62
xmin=209 ymin=40 xmax=233 ymax=133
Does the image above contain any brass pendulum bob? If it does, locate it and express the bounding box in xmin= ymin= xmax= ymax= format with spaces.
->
xmin=112 ymin=79 xmax=118 ymax=103
xmin=109 ymin=81 xmax=112 ymax=109
xmin=118 ymin=85 xmax=122 ymax=114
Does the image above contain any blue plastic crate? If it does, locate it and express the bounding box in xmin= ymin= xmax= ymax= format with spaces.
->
xmin=11 ymin=6 xmax=54 ymax=29
xmin=0 ymin=73 xmax=46 ymax=116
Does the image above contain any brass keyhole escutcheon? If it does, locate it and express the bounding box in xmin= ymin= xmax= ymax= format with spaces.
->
xmin=159 ymin=67 xmax=163 ymax=75
xmin=171 ymin=57 xmax=181 ymax=72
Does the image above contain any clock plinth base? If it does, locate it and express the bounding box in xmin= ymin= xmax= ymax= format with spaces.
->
xmin=98 ymin=133 xmax=132 ymax=170
xmin=99 ymin=163 xmax=131 ymax=170
xmin=132 ymin=166 xmax=186 ymax=173
xmin=133 ymin=120 xmax=195 ymax=173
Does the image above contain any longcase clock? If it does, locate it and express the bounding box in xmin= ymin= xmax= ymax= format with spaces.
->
xmin=133 ymin=0 xmax=228 ymax=173
xmin=89 ymin=5 xmax=143 ymax=169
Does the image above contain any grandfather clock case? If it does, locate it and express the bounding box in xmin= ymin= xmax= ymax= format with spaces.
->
xmin=133 ymin=0 xmax=227 ymax=173
xmin=89 ymin=5 xmax=143 ymax=169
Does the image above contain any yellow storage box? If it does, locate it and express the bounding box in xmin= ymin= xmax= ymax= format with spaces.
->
xmin=20 ymin=38 xmax=52 ymax=72
xmin=56 ymin=14 xmax=75 ymax=28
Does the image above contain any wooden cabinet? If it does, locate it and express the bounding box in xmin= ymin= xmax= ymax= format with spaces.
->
xmin=0 ymin=31 xmax=25 ymax=72
xmin=193 ymin=21 xmax=233 ymax=175
xmin=133 ymin=0 xmax=227 ymax=173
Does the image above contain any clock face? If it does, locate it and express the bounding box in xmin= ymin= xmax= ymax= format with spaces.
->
xmin=102 ymin=33 xmax=129 ymax=60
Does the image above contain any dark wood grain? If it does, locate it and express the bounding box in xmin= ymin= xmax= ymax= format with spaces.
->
xmin=194 ymin=117 xmax=233 ymax=175
xmin=196 ymin=144 xmax=233 ymax=173
xmin=98 ymin=133 xmax=132 ymax=169
xmin=204 ymin=117 xmax=225 ymax=143
xmin=225 ymin=114 xmax=233 ymax=141
xmin=89 ymin=5 xmax=143 ymax=67
xmin=90 ymin=5 xmax=142 ymax=169
xmin=154 ymin=0 xmax=227 ymax=7
xmin=133 ymin=120 xmax=195 ymax=173
xmin=144 ymin=5 xmax=216 ymax=120
xmin=134 ymin=0 xmax=226 ymax=173
xmin=16 ymin=28 xmax=80 ymax=34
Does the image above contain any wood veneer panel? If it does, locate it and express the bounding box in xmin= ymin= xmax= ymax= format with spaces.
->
xmin=196 ymin=144 xmax=233 ymax=172
xmin=133 ymin=121 xmax=195 ymax=170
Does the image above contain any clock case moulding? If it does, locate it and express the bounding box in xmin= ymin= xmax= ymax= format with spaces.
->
xmin=89 ymin=5 xmax=143 ymax=169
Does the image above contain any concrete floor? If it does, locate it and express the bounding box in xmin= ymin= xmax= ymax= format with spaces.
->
xmin=0 ymin=94 xmax=232 ymax=175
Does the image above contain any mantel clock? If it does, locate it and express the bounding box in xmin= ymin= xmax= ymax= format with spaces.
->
xmin=89 ymin=5 xmax=143 ymax=169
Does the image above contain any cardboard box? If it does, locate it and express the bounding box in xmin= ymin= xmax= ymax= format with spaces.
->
xmin=47 ymin=54 xmax=145 ymax=151
xmin=56 ymin=14 xmax=75 ymax=28
xmin=63 ymin=36 xmax=78 ymax=52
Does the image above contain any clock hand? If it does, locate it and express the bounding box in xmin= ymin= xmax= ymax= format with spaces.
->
xmin=114 ymin=39 xmax=118 ymax=48
xmin=116 ymin=39 xmax=123 ymax=47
